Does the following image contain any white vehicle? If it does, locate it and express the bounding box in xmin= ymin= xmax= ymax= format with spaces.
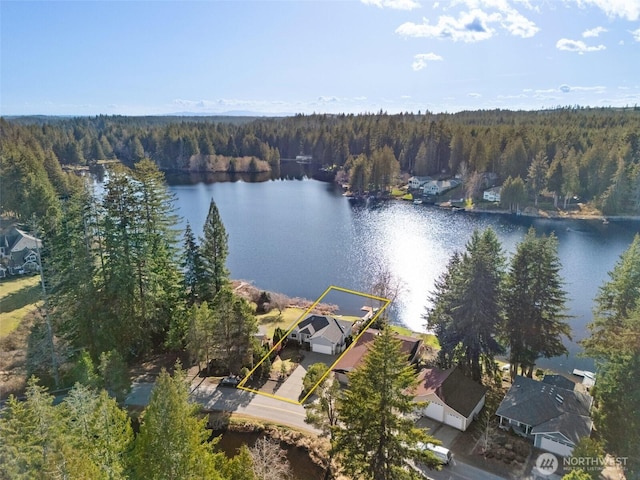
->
xmin=419 ymin=442 xmax=452 ymax=465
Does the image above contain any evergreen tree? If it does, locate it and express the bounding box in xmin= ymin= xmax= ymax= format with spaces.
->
xmin=201 ymin=198 xmax=229 ymax=302
xmin=182 ymin=222 xmax=204 ymax=307
xmin=333 ymin=328 xmax=440 ymax=480
xmin=582 ymin=236 xmax=640 ymax=477
xmin=425 ymin=229 xmax=505 ymax=382
xmin=132 ymin=365 xmax=224 ymax=480
xmin=211 ymin=288 xmax=258 ymax=374
xmin=61 ymin=385 xmax=133 ymax=480
xmin=527 ymin=151 xmax=548 ymax=206
xmin=502 ymin=229 xmax=570 ymax=379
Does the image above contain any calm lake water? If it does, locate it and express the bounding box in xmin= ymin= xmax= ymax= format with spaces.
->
xmin=166 ymin=172 xmax=640 ymax=375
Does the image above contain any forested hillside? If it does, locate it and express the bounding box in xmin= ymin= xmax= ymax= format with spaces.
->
xmin=2 ymin=107 xmax=640 ymax=224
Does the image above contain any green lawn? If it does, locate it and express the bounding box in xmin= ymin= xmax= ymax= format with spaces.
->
xmin=389 ymin=325 xmax=440 ymax=349
xmin=0 ymin=275 xmax=42 ymax=337
xmin=256 ymin=307 xmax=308 ymax=339
xmin=256 ymin=308 xmax=361 ymax=340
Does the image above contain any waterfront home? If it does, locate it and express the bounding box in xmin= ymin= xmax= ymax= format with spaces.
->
xmin=288 ymin=314 xmax=352 ymax=355
xmin=483 ymin=186 xmax=502 ymax=202
xmin=408 ymin=176 xmax=432 ymax=190
xmin=422 ymin=179 xmax=461 ymax=196
xmin=495 ymin=376 xmax=593 ymax=457
xmin=333 ymin=328 xmax=423 ymax=385
xmin=413 ymin=366 xmax=487 ymax=432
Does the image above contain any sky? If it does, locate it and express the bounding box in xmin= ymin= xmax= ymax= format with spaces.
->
xmin=1 ymin=0 xmax=640 ymax=116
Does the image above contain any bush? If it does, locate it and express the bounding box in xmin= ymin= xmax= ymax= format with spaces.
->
xmin=302 ymin=363 xmax=329 ymax=395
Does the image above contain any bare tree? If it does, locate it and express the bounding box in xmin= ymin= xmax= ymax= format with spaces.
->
xmin=465 ymin=170 xmax=483 ymax=201
xmin=366 ymin=261 xmax=406 ymax=327
xmin=270 ymin=292 xmax=289 ymax=314
xmin=248 ymin=436 xmax=293 ymax=480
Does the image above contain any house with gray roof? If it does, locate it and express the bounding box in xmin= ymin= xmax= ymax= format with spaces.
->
xmin=288 ymin=314 xmax=353 ymax=355
xmin=496 ymin=375 xmax=593 ymax=457
xmin=0 ymin=226 xmax=42 ymax=276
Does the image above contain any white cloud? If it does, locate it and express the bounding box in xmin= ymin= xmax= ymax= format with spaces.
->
xmin=560 ymin=84 xmax=572 ymax=93
xmin=396 ymin=1 xmax=538 ymax=42
xmin=632 ymin=28 xmax=640 ymax=41
xmin=361 ymin=0 xmax=421 ymax=10
xmin=582 ymin=26 xmax=607 ymax=37
xmin=570 ymin=0 xmax=640 ymax=21
xmin=396 ymin=9 xmax=499 ymax=42
xmin=468 ymin=92 xmax=482 ymax=97
xmin=556 ymin=38 xmax=606 ymax=53
xmin=412 ymin=52 xmax=444 ymax=70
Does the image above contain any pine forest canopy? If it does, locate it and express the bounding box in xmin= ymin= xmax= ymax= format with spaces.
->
xmin=2 ymin=106 xmax=640 ymax=224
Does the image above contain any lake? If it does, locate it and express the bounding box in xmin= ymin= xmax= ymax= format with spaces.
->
xmin=167 ymin=172 xmax=640 ymax=375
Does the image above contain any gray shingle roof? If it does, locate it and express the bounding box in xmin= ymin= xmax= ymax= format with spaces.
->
xmin=496 ymin=376 xmax=593 ymax=444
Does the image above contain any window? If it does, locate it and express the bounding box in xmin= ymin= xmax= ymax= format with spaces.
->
xmin=290 ymin=333 xmax=297 ymax=338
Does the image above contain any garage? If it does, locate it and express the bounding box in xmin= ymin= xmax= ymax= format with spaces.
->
xmin=445 ymin=412 xmax=464 ymax=430
xmin=423 ymin=402 xmax=444 ymax=422
xmin=311 ymin=343 xmax=333 ymax=355
xmin=538 ymin=436 xmax=574 ymax=458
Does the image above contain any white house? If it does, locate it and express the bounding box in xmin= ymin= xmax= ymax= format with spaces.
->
xmin=422 ymin=179 xmax=461 ymax=196
xmin=483 ymin=186 xmax=502 ymax=202
xmin=408 ymin=176 xmax=432 ymax=190
xmin=496 ymin=376 xmax=593 ymax=457
xmin=413 ymin=366 xmax=487 ymax=432
xmin=288 ymin=314 xmax=352 ymax=355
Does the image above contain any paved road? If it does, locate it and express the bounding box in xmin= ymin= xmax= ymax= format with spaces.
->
xmin=126 ymin=379 xmax=319 ymax=434
xmin=410 ymin=458 xmax=508 ymax=480
xmin=127 ymin=379 xmax=543 ymax=480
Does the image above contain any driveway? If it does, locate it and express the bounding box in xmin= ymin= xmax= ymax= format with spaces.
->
xmin=417 ymin=416 xmax=462 ymax=448
xmin=276 ymin=350 xmax=339 ymax=402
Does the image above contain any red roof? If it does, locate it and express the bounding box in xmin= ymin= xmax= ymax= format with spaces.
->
xmin=333 ymin=328 xmax=422 ymax=373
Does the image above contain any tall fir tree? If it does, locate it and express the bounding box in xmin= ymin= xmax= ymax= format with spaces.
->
xmin=502 ymin=228 xmax=570 ymax=379
xmin=201 ymin=198 xmax=229 ymax=303
xmin=333 ymin=328 xmax=440 ymax=480
xmin=182 ymin=221 xmax=205 ymax=307
xmin=582 ymin=235 xmax=640 ymax=477
xmin=425 ymin=229 xmax=505 ymax=382
xmin=132 ymin=365 xmax=225 ymax=480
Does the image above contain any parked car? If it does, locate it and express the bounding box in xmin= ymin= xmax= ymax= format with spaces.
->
xmin=219 ymin=375 xmax=240 ymax=388
xmin=418 ymin=442 xmax=452 ymax=465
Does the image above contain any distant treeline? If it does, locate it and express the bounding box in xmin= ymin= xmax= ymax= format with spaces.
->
xmin=2 ymin=107 xmax=640 ymax=224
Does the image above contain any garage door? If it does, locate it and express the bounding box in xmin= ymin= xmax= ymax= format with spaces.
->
xmin=423 ymin=402 xmax=444 ymax=422
xmin=312 ymin=343 xmax=333 ymax=355
xmin=445 ymin=413 xmax=464 ymax=430
xmin=540 ymin=437 xmax=573 ymax=457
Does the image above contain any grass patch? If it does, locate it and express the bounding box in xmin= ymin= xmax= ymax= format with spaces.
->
xmin=389 ymin=325 xmax=440 ymax=349
xmin=256 ymin=307 xmax=307 ymax=339
xmin=0 ymin=276 xmax=42 ymax=338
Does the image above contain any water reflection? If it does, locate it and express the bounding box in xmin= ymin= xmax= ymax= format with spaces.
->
xmin=166 ymin=176 xmax=639 ymax=373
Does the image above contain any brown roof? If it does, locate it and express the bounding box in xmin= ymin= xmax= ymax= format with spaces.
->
xmin=415 ymin=366 xmax=487 ymax=418
xmin=333 ymin=328 xmax=422 ymax=373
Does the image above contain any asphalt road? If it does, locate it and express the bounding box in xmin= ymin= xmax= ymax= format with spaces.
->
xmin=127 ymin=380 xmax=541 ymax=480
xmin=126 ymin=379 xmax=319 ymax=434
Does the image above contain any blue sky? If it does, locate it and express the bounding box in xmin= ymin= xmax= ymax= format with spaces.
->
xmin=1 ymin=0 xmax=639 ymax=115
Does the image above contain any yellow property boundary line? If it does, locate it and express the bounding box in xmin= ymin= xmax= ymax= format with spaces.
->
xmin=238 ymin=285 xmax=391 ymax=405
